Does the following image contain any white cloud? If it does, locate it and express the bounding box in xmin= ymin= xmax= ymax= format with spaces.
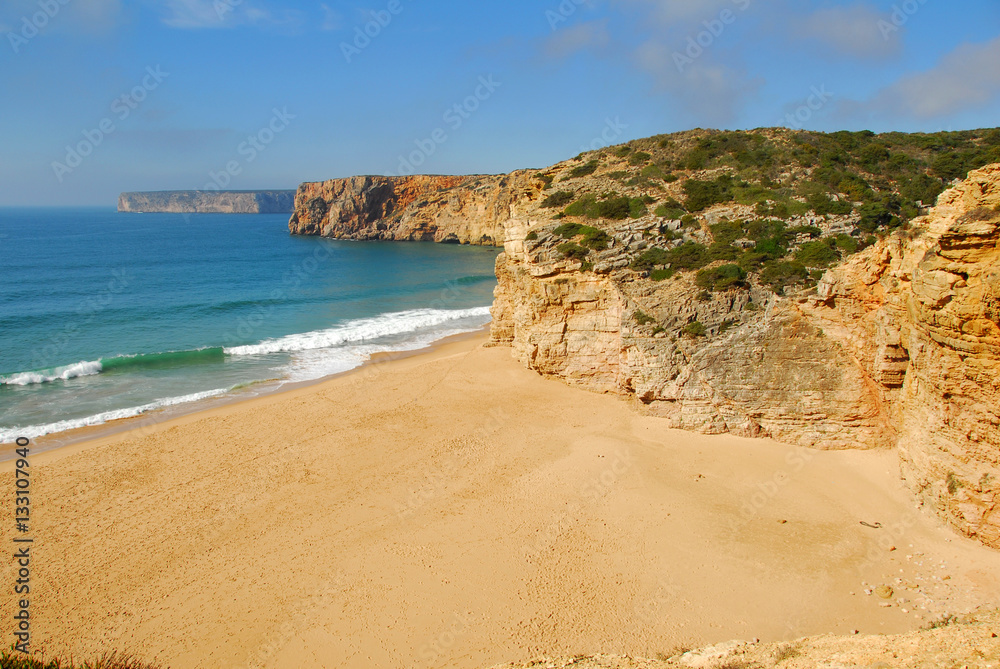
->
xmin=0 ymin=0 xmax=121 ymax=34
xmin=543 ymin=19 xmax=609 ymax=58
xmin=861 ymin=37 xmax=1000 ymax=118
xmin=320 ymin=3 xmax=341 ymax=31
xmin=615 ymin=0 xmax=736 ymax=26
xmin=634 ymin=38 xmax=763 ymax=125
xmin=153 ymin=0 xmax=300 ymax=30
xmin=791 ymin=4 xmax=900 ymax=59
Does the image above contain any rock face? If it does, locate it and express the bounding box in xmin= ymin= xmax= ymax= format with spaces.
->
xmin=815 ymin=164 xmax=1000 ymax=549
xmin=288 ymin=173 xmax=539 ymax=245
xmin=490 ymin=165 xmax=1000 ymax=548
xmin=118 ymin=191 xmax=295 ymax=214
xmin=491 ymin=221 xmax=890 ymax=451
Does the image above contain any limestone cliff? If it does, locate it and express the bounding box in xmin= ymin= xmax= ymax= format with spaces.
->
xmin=490 ymin=164 xmax=1000 ymax=548
xmin=118 ymin=190 xmax=294 ymax=214
xmin=288 ymin=173 xmax=540 ymax=245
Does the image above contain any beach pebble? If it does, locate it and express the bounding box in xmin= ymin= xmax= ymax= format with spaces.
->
xmin=879 ymin=602 xmax=892 ymax=608
xmin=875 ymin=585 xmax=894 ymax=599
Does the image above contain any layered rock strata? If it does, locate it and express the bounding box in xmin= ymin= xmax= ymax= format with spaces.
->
xmin=288 ymin=173 xmax=539 ymax=245
xmin=490 ymin=165 xmax=1000 ymax=547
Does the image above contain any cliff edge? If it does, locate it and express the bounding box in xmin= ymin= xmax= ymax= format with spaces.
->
xmin=287 ymin=173 xmax=538 ymax=245
xmin=118 ymin=190 xmax=295 ymax=214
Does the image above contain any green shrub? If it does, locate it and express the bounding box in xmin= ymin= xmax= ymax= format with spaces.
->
xmin=541 ymin=190 xmax=576 ymax=208
xmin=795 ymin=240 xmax=840 ymax=267
xmin=634 ymin=310 xmax=656 ymax=326
xmin=557 ymin=242 xmax=590 ymax=261
xmin=629 ymin=151 xmax=652 ymax=166
xmin=655 ymin=204 xmax=686 ymax=219
xmin=684 ymin=175 xmax=735 ymax=211
xmin=564 ymin=160 xmax=600 ymax=180
xmin=787 ymin=225 xmax=823 ymax=239
xmin=707 ymin=242 xmax=739 ymax=262
xmin=595 ymin=197 xmax=632 ymax=220
xmin=858 ymin=201 xmax=900 ymax=232
xmin=525 ymin=230 xmax=538 ymax=241
xmin=630 ymin=247 xmax=672 ymax=272
xmin=536 ymin=173 xmax=555 ymax=188
xmin=554 ymin=222 xmax=610 ymax=249
xmin=554 ymin=222 xmax=585 ymax=237
xmin=900 ymin=173 xmax=945 ymax=205
xmin=833 ymin=233 xmax=858 ymax=253
xmin=650 ymin=268 xmax=674 ymax=281
xmin=696 ymin=264 xmax=747 ymax=291
xmin=581 ymin=228 xmax=611 ymax=250
xmin=760 ymin=260 xmax=809 ymax=293
xmin=628 ymin=198 xmax=648 ymax=219
xmin=683 ymin=321 xmax=707 ymax=337
xmin=563 ymin=195 xmax=595 ymax=217
xmin=680 ymin=214 xmax=699 ymax=228
xmin=665 ymin=242 xmax=710 ymax=270
xmin=709 ymin=221 xmax=744 ymax=245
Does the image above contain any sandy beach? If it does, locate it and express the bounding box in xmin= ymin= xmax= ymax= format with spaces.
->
xmin=3 ymin=332 xmax=1000 ymax=669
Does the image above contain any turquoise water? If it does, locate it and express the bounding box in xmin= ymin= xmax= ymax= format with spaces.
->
xmin=0 ymin=208 xmax=500 ymax=442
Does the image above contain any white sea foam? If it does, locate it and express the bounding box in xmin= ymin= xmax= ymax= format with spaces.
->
xmin=1 ymin=360 xmax=103 ymax=386
xmin=224 ymin=307 xmax=492 ymax=357
xmin=0 ymin=387 xmax=231 ymax=443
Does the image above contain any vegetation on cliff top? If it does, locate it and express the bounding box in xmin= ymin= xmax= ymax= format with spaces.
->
xmin=545 ymin=126 xmax=1000 ymax=293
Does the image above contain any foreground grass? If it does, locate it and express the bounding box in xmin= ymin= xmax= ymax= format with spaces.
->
xmin=0 ymin=650 xmax=163 ymax=669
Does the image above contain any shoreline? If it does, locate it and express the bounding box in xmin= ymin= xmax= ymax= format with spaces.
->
xmin=0 ymin=325 xmax=491 ymax=465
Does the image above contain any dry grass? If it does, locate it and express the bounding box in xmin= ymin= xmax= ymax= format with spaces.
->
xmin=0 ymin=650 xmax=164 ymax=669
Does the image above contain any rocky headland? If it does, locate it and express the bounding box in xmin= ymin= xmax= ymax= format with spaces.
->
xmin=290 ymin=128 xmax=1000 ymax=552
xmin=118 ymin=190 xmax=295 ymax=214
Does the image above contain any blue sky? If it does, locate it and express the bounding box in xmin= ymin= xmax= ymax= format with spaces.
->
xmin=1 ymin=0 xmax=998 ymax=206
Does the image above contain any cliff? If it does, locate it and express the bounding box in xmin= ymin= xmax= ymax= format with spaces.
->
xmin=287 ymin=173 xmax=539 ymax=245
xmin=490 ymin=163 xmax=1000 ymax=549
xmin=292 ymin=127 xmax=1000 ymax=548
xmin=118 ymin=190 xmax=295 ymax=214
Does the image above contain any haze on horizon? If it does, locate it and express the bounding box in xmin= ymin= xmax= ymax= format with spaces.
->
xmin=1 ymin=0 xmax=998 ymax=206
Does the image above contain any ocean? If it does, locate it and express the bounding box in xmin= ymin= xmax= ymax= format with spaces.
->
xmin=0 ymin=208 xmax=500 ymax=443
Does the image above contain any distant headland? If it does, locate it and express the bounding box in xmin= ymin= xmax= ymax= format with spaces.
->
xmin=118 ymin=190 xmax=295 ymax=214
